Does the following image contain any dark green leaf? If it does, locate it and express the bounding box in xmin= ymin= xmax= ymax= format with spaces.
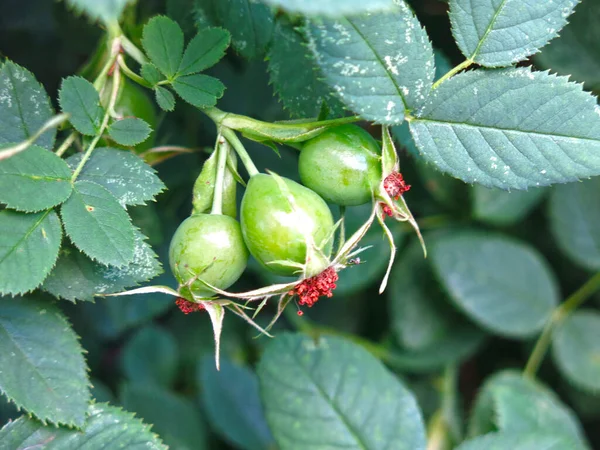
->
xmin=410 ymin=68 xmax=600 ymax=189
xmin=0 ymin=209 xmax=62 ymax=295
xmin=200 ymin=356 xmax=274 ymax=450
xmin=450 ymin=0 xmax=577 ymax=67
xmin=0 ymin=403 xmax=167 ymax=449
xmin=0 ymin=145 xmax=72 ymax=212
xmin=457 ymin=431 xmax=582 ymax=450
xmin=64 ymin=0 xmax=134 ymax=25
xmin=260 ymin=0 xmax=396 ymax=15
xmin=431 ymin=231 xmax=559 ymax=337
xmin=552 ymin=311 xmax=600 ymax=393
xmin=0 ymin=61 xmax=56 ymax=150
xmin=306 ymin=2 xmax=435 ymax=124
xmin=155 ymin=87 xmax=176 ymax=111
xmin=108 ymin=117 xmax=152 ymax=146
xmin=61 ymin=180 xmax=135 ymax=266
xmin=142 ymin=16 xmax=185 ymax=79
xmin=120 ymin=384 xmax=207 ymax=450
xmin=549 ymin=178 xmax=600 ymax=270
xmin=258 ymin=333 xmax=427 ymax=450
xmin=0 ymin=296 xmax=89 ymax=427
xmin=472 ymin=186 xmax=546 ymax=226
xmin=59 ymin=76 xmax=104 ymax=136
xmin=141 ymin=63 xmax=163 ymax=86
xmin=121 ymin=325 xmax=178 ymax=388
xmin=178 ymin=27 xmax=230 ymax=76
xmin=172 ymin=74 xmax=225 ymax=108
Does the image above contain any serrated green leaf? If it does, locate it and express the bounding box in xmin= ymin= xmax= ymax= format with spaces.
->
xmin=535 ymin=0 xmax=600 ymax=91
xmin=155 ymin=86 xmax=175 ymax=111
xmin=120 ymin=384 xmax=207 ymax=450
xmin=0 ymin=210 xmax=62 ymax=295
xmin=141 ymin=63 xmax=163 ymax=86
xmin=108 ymin=117 xmax=152 ymax=146
xmin=549 ymin=178 xmax=600 ymax=270
xmin=142 ymin=16 xmax=185 ymax=79
xmin=457 ymin=431 xmax=582 ymax=450
xmin=59 ymin=76 xmax=104 ymax=136
xmin=64 ymin=0 xmax=134 ymax=25
xmin=410 ymin=68 xmax=600 ymax=189
xmin=121 ymin=325 xmax=178 ymax=388
xmin=260 ymin=0 xmax=396 ymax=15
xmin=172 ymin=74 xmax=225 ymax=108
xmin=0 ymin=61 xmax=56 ymax=150
xmin=552 ymin=311 xmax=600 ymax=393
xmin=43 ymin=230 xmax=162 ymax=301
xmin=0 ymin=403 xmax=167 ymax=449
xmin=268 ymin=18 xmax=344 ymax=119
xmin=258 ymin=333 xmax=427 ymax=450
xmin=473 ymin=185 xmax=546 ymax=226
xmin=0 ymin=296 xmax=89 ymax=427
xmin=450 ymin=0 xmax=578 ymax=67
xmin=0 ymin=145 xmax=72 ymax=212
xmin=306 ymin=2 xmax=435 ymax=124
xmin=61 ymin=180 xmax=135 ymax=267
xmin=200 ymin=356 xmax=274 ymax=450
xmin=178 ymin=27 xmax=230 ymax=76
xmin=214 ymin=0 xmax=274 ymax=60
xmin=431 ymin=231 xmax=559 ymax=337
xmin=468 ymin=371 xmax=587 ymax=447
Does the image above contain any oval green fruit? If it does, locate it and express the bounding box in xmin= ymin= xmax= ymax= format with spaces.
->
xmin=241 ymin=173 xmax=334 ymax=276
xmin=299 ymin=124 xmax=382 ymax=206
xmin=169 ymin=214 xmax=248 ymax=298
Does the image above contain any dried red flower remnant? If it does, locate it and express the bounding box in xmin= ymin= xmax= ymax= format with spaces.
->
xmin=176 ymin=297 xmax=205 ymax=314
xmin=383 ymin=172 xmax=411 ymax=199
xmin=380 ymin=203 xmax=394 ymax=217
xmin=289 ymin=267 xmax=338 ymax=309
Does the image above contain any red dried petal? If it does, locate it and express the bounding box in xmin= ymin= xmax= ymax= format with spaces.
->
xmin=380 ymin=203 xmax=394 ymax=217
xmin=383 ymin=172 xmax=410 ymax=199
xmin=290 ymin=267 xmax=338 ymax=310
xmin=176 ymin=297 xmax=205 ymax=314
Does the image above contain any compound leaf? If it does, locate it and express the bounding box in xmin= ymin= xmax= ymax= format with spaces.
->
xmin=0 ymin=210 xmax=62 ymax=295
xmin=108 ymin=117 xmax=152 ymax=146
xmin=172 ymin=74 xmax=225 ymax=108
xmin=142 ymin=16 xmax=185 ymax=79
xmin=59 ymin=76 xmax=104 ymax=136
xmin=410 ymin=68 xmax=600 ymax=189
xmin=141 ymin=63 xmax=163 ymax=86
xmin=178 ymin=27 xmax=230 ymax=76
xmin=259 ymin=0 xmax=396 ymax=16
xmin=0 ymin=145 xmax=72 ymax=212
xmin=0 ymin=296 xmax=89 ymax=427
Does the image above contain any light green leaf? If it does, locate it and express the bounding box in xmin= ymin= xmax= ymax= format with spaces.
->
xmin=42 ymin=230 xmax=162 ymax=301
xmin=258 ymin=333 xmax=427 ymax=450
xmin=142 ymin=16 xmax=185 ymax=79
xmin=552 ymin=311 xmax=600 ymax=393
xmin=178 ymin=27 xmax=230 ymax=76
xmin=457 ymin=431 xmax=582 ymax=450
xmin=259 ymin=0 xmax=396 ymax=15
xmin=172 ymin=74 xmax=225 ymax=108
xmin=410 ymin=68 xmax=600 ymax=189
xmin=141 ymin=63 xmax=163 ymax=86
xmin=0 ymin=61 xmax=56 ymax=150
xmin=449 ymin=0 xmax=578 ymax=67
xmin=121 ymin=325 xmax=178 ymax=388
xmin=549 ymin=178 xmax=600 ymax=270
xmin=59 ymin=76 xmax=104 ymax=136
xmin=306 ymin=2 xmax=435 ymax=124
xmin=108 ymin=117 xmax=152 ymax=146
xmin=64 ymin=0 xmax=134 ymax=25
xmin=268 ymin=18 xmax=344 ymax=119
xmin=468 ymin=371 xmax=587 ymax=447
xmin=473 ymin=185 xmax=547 ymax=226
xmin=431 ymin=231 xmax=559 ymax=337
xmin=0 ymin=210 xmax=62 ymax=295
xmin=0 ymin=403 xmax=167 ymax=449
xmin=214 ymin=0 xmax=274 ymax=60
xmin=120 ymin=384 xmax=207 ymax=450
xmin=61 ymin=180 xmax=135 ymax=267
xmin=0 ymin=296 xmax=89 ymax=427
xmin=0 ymin=145 xmax=72 ymax=212
xmin=155 ymin=87 xmax=175 ymax=111
xmin=200 ymin=356 xmax=274 ymax=450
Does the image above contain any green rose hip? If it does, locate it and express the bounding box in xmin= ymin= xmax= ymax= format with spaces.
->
xmin=241 ymin=173 xmax=335 ymax=277
xmin=169 ymin=214 xmax=248 ymax=298
xmin=299 ymin=124 xmax=382 ymax=206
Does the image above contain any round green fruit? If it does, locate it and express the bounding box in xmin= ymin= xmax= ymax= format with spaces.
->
xmin=241 ymin=173 xmax=334 ymax=277
xmin=298 ymin=124 xmax=382 ymax=206
xmin=169 ymin=214 xmax=248 ymax=298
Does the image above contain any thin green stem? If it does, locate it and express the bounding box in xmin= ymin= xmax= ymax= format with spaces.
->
xmin=523 ymin=271 xmax=600 ymax=378
xmin=118 ymin=55 xmax=152 ymax=88
xmin=221 ymin=128 xmax=259 ymax=177
xmin=93 ymin=41 xmax=120 ymax=91
xmin=55 ymin=131 xmax=77 ymax=157
xmin=120 ymin=35 xmax=147 ymax=66
xmin=210 ymin=135 xmax=229 ymax=215
xmin=432 ymin=59 xmax=473 ymax=90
